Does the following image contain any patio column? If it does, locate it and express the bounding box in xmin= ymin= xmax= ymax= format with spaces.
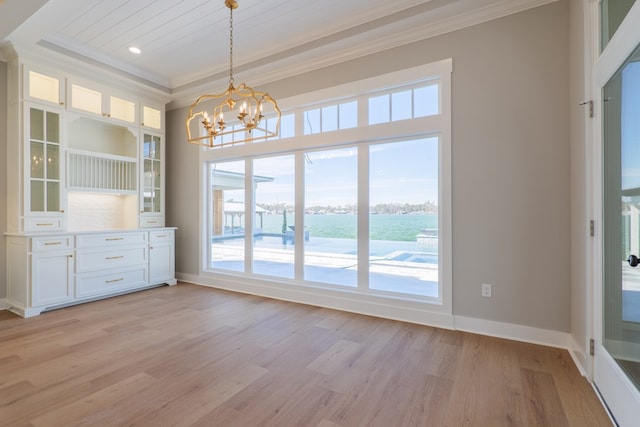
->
xmin=213 ymin=190 xmax=224 ymax=236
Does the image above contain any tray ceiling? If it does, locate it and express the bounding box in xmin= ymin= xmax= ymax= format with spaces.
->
xmin=1 ymin=0 xmax=555 ymax=100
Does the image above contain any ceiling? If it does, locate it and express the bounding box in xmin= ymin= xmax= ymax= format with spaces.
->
xmin=1 ymin=0 xmax=554 ymax=104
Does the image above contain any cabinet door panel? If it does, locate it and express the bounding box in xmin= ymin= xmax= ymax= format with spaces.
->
xmin=141 ymin=132 xmax=164 ymax=220
xmin=71 ymin=84 xmax=102 ymax=115
xmin=110 ymin=96 xmax=136 ymax=123
xmin=26 ymin=105 xmax=63 ymax=221
xmin=142 ymin=105 xmax=162 ymax=130
xmin=32 ymin=251 xmax=73 ymax=307
xmin=150 ymin=243 xmax=173 ymax=283
xmin=28 ymin=71 xmax=62 ymax=105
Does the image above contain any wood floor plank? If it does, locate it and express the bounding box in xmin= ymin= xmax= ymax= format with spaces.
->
xmin=29 ymin=372 xmax=157 ymax=427
xmin=521 ymin=367 xmax=570 ymax=426
xmin=0 ymin=283 xmax=612 ymax=426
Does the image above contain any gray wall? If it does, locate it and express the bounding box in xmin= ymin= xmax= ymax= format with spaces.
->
xmin=167 ymin=1 xmax=571 ymax=332
xmin=1 ymin=60 xmax=7 ymax=299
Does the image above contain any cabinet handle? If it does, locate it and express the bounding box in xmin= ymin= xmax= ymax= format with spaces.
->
xmin=105 ymin=255 xmax=124 ymax=260
xmin=44 ymin=242 xmax=62 ymax=246
xmin=60 ymin=210 xmax=65 ymax=213
xmin=36 ymin=223 xmax=54 ymax=226
xmin=60 ymin=102 xmax=65 ymax=106
xmin=106 ymin=278 xmax=124 ymax=284
xmin=68 ymin=254 xmax=73 ymax=258
xmin=150 ymin=246 xmax=154 ymax=250
xmin=155 ymin=234 xmax=167 ymax=238
xmin=105 ymin=237 xmax=124 ymax=241
xmin=147 ymin=221 xmax=158 ymax=224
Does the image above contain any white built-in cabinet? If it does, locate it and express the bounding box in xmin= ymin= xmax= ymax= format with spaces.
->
xmin=11 ymin=65 xmax=168 ymax=230
xmin=7 ymin=229 xmax=176 ymax=317
xmin=5 ymin=58 xmax=175 ymax=317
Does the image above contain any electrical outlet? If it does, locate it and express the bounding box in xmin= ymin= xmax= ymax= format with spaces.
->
xmin=481 ymin=283 xmax=492 ymax=298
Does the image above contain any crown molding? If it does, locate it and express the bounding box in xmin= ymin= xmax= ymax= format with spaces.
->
xmin=169 ymin=0 xmax=558 ymax=109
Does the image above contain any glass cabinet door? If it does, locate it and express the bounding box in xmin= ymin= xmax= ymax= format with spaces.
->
xmin=142 ymin=133 xmax=162 ymax=214
xmin=29 ymin=106 xmax=61 ymax=213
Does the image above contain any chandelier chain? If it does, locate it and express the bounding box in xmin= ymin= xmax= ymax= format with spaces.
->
xmin=229 ymin=5 xmax=234 ymax=86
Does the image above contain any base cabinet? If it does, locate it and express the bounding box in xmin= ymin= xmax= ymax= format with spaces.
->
xmin=32 ymin=250 xmax=74 ymax=307
xmin=149 ymin=229 xmax=175 ymax=283
xmin=5 ymin=228 xmax=176 ymax=317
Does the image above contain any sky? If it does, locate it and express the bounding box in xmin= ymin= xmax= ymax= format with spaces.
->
xmin=218 ymin=137 xmax=439 ymax=207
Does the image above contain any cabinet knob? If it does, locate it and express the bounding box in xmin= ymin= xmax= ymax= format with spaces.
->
xmin=60 ymin=102 xmax=65 ymax=106
xmin=60 ymin=210 xmax=65 ymax=213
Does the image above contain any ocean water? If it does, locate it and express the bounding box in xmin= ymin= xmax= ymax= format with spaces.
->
xmin=257 ymin=213 xmax=438 ymax=242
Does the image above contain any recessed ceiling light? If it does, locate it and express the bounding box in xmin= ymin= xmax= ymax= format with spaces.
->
xmin=128 ymin=46 xmax=142 ymax=55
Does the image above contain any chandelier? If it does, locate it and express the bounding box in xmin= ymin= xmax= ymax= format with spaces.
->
xmin=186 ymin=0 xmax=281 ymax=148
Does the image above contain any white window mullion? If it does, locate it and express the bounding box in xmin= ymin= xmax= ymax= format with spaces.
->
xmin=295 ymin=151 xmax=305 ymax=280
xmin=357 ymin=145 xmax=369 ymax=290
xmin=245 ymin=159 xmax=254 ymax=273
xmin=358 ymin=94 xmax=368 ymax=128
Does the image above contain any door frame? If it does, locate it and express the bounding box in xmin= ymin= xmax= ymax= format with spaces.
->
xmin=590 ymin=1 xmax=640 ymax=425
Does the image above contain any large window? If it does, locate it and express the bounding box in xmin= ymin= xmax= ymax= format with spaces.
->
xmin=210 ymin=161 xmax=245 ymax=272
xmin=202 ymin=59 xmax=451 ymax=309
xmin=304 ymin=147 xmax=358 ymax=287
xmin=253 ymin=155 xmax=296 ymax=279
xmin=369 ymin=138 xmax=438 ymax=297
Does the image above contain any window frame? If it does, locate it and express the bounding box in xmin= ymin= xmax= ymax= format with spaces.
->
xmin=198 ymin=58 xmax=453 ymax=321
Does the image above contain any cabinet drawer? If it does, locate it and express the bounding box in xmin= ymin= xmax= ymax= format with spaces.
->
xmin=76 ymin=232 xmax=147 ymax=248
xmin=76 ymin=268 xmax=148 ymax=298
xmin=150 ymin=230 xmax=173 ymax=242
xmin=25 ymin=216 xmax=64 ymax=232
xmin=140 ymin=217 xmax=164 ymax=228
xmin=31 ymin=236 xmax=73 ymax=252
xmin=76 ymin=246 xmax=147 ymax=273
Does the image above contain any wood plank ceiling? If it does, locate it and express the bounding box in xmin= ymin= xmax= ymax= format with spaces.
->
xmin=1 ymin=0 xmax=556 ymax=97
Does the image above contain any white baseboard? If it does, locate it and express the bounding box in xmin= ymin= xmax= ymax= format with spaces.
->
xmin=568 ymin=335 xmax=591 ymax=378
xmin=454 ymin=315 xmax=571 ymax=349
xmin=0 ymin=298 xmax=9 ymax=310
xmin=177 ymin=272 xmax=455 ymax=329
xmin=177 ymin=273 xmax=580 ymax=353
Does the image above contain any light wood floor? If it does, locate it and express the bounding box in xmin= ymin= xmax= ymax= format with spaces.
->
xmin=0 ymin=283 xmax=611 ymax=426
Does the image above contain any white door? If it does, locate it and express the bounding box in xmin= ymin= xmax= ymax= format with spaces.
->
xmin=597 ymin=14 xmax=640 ymax=425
